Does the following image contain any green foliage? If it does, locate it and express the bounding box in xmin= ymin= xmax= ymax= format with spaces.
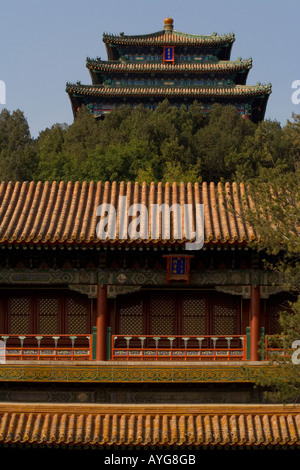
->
xmin=238 ymin=167 xmax=300 ymax=402
xmin=253 ymin=298 xmax=300 ymax=403
xmin=282 ymin=113 xmax=300 ymax=171
xmin=242 ymin=169 xmax=300 ymax=287
xmin=193 ymin=104 xmax=256 ymax=181
xmin=230 ymin=120 xmax=293 ymax=181
xmin=0 ymin=102 xmax=299 ymax=187
xmin=0 ymin=109 xmax=37 ymax=181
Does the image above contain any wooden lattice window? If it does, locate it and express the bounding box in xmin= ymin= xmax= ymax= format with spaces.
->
xmin=115 ymin=290 xmax=240 ymax=336
xmin=212 ymin=295 xmax=238 ymax=335
xmin=150 ymin=296 xmax=176 ymax=335
xmin=67 ymin=297 xmax=89 ymax=334
xmin=0 ymin=289 xmax=91 ymax=335
xmin=267 ymin=293 xmax=291 ymax=335
xmin=38 ymin=298 xmax=59 ymax=334
xmin=9 ymin=297 xmax=30 ymax=334
xmin=182 ymin=297 xmax=206 ymax=335
xmin=118 ymin=299 xmax=143 ymax=335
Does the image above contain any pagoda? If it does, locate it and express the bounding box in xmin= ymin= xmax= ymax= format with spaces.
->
xmin=66 ymin=18 xmax=271 ymax=123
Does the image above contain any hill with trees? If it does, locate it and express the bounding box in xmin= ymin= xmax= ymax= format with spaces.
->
xmin=0 ymin=101 xmax=298 ymax=184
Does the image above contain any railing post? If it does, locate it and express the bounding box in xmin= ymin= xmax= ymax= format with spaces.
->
xmin=107 ymin=326 xmax=111 ymax=360
xmin=92 ymin=326 xmax=97 ymax=360
xmin=246 ymin=327 xmax=251 ymax=360
xmin=260 ymin=326 xmax=265 ymax=360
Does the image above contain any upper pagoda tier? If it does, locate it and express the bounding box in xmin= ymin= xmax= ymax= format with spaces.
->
xmin=103 ymin=19 xmax=235 ymax=61
xmin=66 ymin=18 xmax=271 ymax=123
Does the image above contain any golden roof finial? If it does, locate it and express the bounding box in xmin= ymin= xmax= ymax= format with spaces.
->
xmin=164 ymin=17 xmax=174 ymax=31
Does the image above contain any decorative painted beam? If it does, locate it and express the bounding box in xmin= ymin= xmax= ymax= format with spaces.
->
xmin=0 ymin=268 xmax=284 ymax=287
xmin=0 ymin=362 xmax=287 ymax=383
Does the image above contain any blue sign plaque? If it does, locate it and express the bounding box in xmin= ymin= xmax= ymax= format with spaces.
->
xmin=163 ymin=46 xmax=174 ymax=63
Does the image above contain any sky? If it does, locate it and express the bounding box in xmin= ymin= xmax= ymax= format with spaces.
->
xmin=0 ymin=0 xmax=299 ymax=137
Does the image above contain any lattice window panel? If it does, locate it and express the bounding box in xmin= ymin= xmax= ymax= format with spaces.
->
xmin=67 ymin=297 xmax=88 ymax=334
xmin=10 ymin=298 xmax=30 ymax=334
xmin=150 ymin=297 xmax=175 ymax=335
xmin=182 ymin=297 xmax=206 ymax=335
xmin=119 ymin=302 xmax=143 ymax=335
xmin=38 ymin=298 xmax=59 ymax=334
xmin=212 ymin=297 xmax=238 ymax=335
xmin=268 ymin=294 xmax=290 ymax=335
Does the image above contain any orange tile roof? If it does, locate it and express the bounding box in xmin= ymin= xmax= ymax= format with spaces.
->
xmin=103 ymin=31 xmax=235 ymax=47
xmin=87 ymin=59 xmax=253 ymax=74
xmin=67 ymin=83 xmax=271 ymax=98
xmin=0 ymin=403 xmax=299 ymax=447
xmin=0 ymin=181 xmax=257 ymax=246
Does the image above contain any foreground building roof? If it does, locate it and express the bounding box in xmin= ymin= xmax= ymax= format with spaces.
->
xmin=0 ymin=403 xmax=299 ymax=447
xmin=0 ymin=180 xmax=257 ymax=246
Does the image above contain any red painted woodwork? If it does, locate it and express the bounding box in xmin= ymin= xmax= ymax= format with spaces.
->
xmin=250 ymin=285 xmax=260 ymax=361
xmin=163 ymin=255 xmax=194 ymax=284
xmin=3 ymin=334 xmax=92 ymax=361
xmin=115 ymin=290 xmax=241 ymax=337
xmin=111 ymin=334 xmax=247 ymax=361
xmin=96 ymin=284 xmax=108 ymax=361
xmin=0 ymin=289 xmax=91 ymax=335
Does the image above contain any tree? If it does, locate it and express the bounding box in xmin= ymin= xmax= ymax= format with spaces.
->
xmin=2 ymin=103 xmax=298 ymax=185
xmin=0 ymin=109 xmax=37 ymax=181
xmin=34 ymin=123 xmax=67 ymax=181
xmin=238 ymin=163 xmax=300 ymax=402
xmin=83 ymin=139 xmax=153 ymax=182
xmin=282 ymin=112 xmax=300 ymax=172
xmin=193 ymin=104 xmax=256 ymax=181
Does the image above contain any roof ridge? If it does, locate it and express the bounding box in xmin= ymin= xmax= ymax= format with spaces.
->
xmin=102 ymin=30 xmax=235 ymax=41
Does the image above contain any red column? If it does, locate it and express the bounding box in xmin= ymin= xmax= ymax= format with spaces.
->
xmin=250 ymin=284 xmax=260 ymax=361
xmin=96 ymin=284 xmax=108 ymax=361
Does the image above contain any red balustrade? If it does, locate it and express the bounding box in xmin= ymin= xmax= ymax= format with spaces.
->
xmin=111 ymin=334 xmax=246 ymax=361
xmin=0 ymin=334 xmax=92 ymax=361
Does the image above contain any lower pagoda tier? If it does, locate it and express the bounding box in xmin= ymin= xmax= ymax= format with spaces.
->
xmin=67 ymin=82 xmax=271 ymax=123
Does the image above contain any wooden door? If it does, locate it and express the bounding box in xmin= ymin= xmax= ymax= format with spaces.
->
xmin=0 ymin=289 xmax=91 ymax=335
xmin=116 ymin=290 xmax=240 ymax=336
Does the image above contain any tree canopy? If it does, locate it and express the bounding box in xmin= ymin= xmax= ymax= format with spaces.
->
xmin=238 ymin=168 xmax=300 ymax=402
xmin=0 ymin=102 xmax=297 ymax=184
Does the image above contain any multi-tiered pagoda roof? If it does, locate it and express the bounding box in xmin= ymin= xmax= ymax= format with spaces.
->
xmin=66 ymin=18 xmax=271 ymax=123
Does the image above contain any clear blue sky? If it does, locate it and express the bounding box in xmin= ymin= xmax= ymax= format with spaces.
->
xmin=0 ymin=0 xmax=299 ymax=137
